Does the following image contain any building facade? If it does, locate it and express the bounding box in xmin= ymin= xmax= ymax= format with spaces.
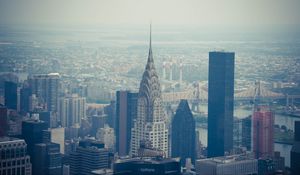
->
xmin=33 ymin=142 xmax=62 ymax=175
xmin=207 ymin=51 xmax=235 ymax=157
xmin=0 ymin=105 xmax=8 ymax=137
xmin=130 ymin=26 xmax=168 ymax=157
xmin=4 ymin=81 xmax=18 ymax=110
xmin=58 ymin=94 xmax=86 ymax=127
xmin=115 ymin=90 xmax=138 ymax=156
xmin=0 ymin=137 xmax=32 ymax=175
xmin=252 ymin=105 xmax=274 ymax=158
xmin=29 ymin=73 xmax=60 ymax=112
xmin=20 ymin=87 xmax=31 ymax=114
xmin=171 ymin=99 xmax=196 ymax=165
xmin=69 ymin=139 xmax=109 ymax=175
xmin=196 ymin=154 xmax=257 ymax=175
xmin=241 ymin=115 xmax=252 ymax=151
xmin=21 ymin=119 xmax=48 ymax=167
xmin=96 ymin=125 xmax=116 ymax=151
xmin=291 ymin=121 xmax=300 ymax=175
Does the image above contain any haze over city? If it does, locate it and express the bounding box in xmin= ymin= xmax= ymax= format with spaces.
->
xmin=0 ymin=0 xmax=300 ymax=175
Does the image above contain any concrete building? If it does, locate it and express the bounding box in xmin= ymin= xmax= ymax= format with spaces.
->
xmin=131 ymin=25 xmax=168 ymax=157
xmin=252 ymin=105 xmax=274 ymax=158
xmin=207 ymin=51 xmax=235 ymax=158
xmin=29 ymin=73 xmax=60 ymax=112
xmin=43 ymin=127 xmax=65 ymax=154
xmin=0 ymin=137 xmax=32 ymax=175
xmin=196 ymin=154 xmax=257 ymax=175
xmin=96 ymin=124 xmax=115 ymax=151
xmin=58 ymin=94 xmax=86 ymax=127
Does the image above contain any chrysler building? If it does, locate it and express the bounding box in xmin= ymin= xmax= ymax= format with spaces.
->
xmin=130 ymin=25 xmax=168 ymax=157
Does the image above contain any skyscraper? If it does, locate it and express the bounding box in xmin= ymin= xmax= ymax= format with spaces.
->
xmin=291 ymin=121 xmax=300 ymax=175
xmin=20 ymin=86 xmax=31 ymax=114
xmin=22 ymin=119 xmax=48 ymax=160
xmin=58 ymin=94 xmax=86 ymax=127
xmin=33 ymin=142 xmax=62 ymax=175
xmin=242 ymin=115 xmax=252 ymax=151
xmin=113 ymin=157 xmax=181 ymax=175
xmin=0 ymin=137 xmax=32 ymax=175
xmin=0 ymin=105 xmax=8 ymax=136
xmin=171 ymin=99 xmax=196 ymax=165
xmin=115 ymin=90 xmax=138 ymax=156
xmin=207 ymin=51 xmax=235 ymax=158
xmin=29 ymin=73 xmax=60 ymax=112
xmin=130 ymin=25 xmax=168 ymax=157
xmin=252 ymin=105 xmax=274 ymax=158
xmin=91 ymin=114 xmax=106 ymax=136
xmin=4 ymin=81 xmax=18 ymax=110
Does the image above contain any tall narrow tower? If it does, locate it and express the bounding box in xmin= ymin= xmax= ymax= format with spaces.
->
xmin=207 ymin=51 xmax=235 ymax=158
xmin=130 ymin=25 xmax=168 ymax=157
xmin=252 ymin=105 xmax=274 ymax=158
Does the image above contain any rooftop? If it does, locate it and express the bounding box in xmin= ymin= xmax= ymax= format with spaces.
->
xmin=115 ymin=157 xmax=180 ymax=164
xmin=0 ymin=136 xmax=21 ymax=142
xmin=197 ymin=153 xmax=255 ymax=164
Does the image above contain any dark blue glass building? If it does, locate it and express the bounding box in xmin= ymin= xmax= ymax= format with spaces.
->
xmin=115 ymin=91 xmax=138 ymax=156
xmin=207 ymin=51 xmax=235 ymax=158
xmin=171 ymin=99 xmax=196 ymax=165
xmin=4 ymin=81 xmax=17 ymax=110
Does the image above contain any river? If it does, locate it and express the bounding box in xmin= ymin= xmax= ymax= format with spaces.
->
xmin=196 ymin=105 xmax=299 ymax=167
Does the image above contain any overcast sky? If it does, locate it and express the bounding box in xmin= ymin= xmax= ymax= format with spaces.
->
xmin=0 ymin=0 xmax=299 ymax=30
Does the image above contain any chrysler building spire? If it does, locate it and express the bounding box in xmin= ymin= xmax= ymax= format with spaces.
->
xmin=147 ymin=23 xmax=154 ymax=63
xmin=130 ymin=25 xmax=168 ymax=157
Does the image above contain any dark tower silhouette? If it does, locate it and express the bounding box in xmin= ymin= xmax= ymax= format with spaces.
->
xmin=291 ymin=121 xmax=300 ymax=175
xmin=20 ymin=86 xmax=31 ymax=114
xmin=207 ymin=51 xmax=235 ymax=158
xmin=171 ymin=99 xmax=196 ymax=165
xmin=115 ymin=91 xmax=138 ymax=156
xmin=4 ymin=81 xmax=18 ymax=110
xmin=22 ymin=119 xmax=48 ymax=172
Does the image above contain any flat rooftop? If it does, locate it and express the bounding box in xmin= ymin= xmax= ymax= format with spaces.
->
xmin=197 ymin=153 xmax=255 ymax=164
xmin=0 ymin=137 xmax=24 ymax=143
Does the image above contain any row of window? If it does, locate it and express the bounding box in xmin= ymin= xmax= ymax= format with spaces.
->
xmin=1 ymin=166 xmax=27 ymax=175
xmin=0 ymin=148 xmax=26 ymax=159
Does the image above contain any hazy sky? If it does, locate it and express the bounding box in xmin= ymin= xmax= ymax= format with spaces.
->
xmin=0 ymin=0 xmax=299 ymax=29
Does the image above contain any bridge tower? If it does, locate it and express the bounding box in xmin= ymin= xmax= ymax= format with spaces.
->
xmin=191 ymin=82 xmax=200 ymax=112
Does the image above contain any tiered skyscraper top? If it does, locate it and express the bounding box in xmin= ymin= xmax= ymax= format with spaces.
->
xmin=131 ymin=25 xmax=168 ymax=157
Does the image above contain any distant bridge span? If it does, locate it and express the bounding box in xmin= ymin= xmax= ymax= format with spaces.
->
xmin=162 ymin=82 xmax=298 ymax=103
